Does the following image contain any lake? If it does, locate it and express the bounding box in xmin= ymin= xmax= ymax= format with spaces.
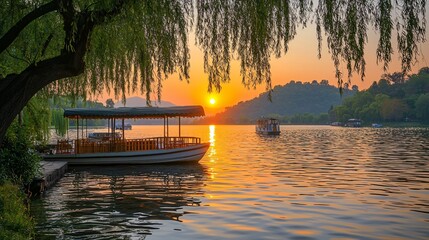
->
xmin=31 ymin=125 xmax=429 ymax=239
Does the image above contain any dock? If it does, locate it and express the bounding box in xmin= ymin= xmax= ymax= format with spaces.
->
xmin=30 ymin=161 xmax=68 ymax=195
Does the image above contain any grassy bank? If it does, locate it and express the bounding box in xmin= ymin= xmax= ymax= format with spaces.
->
xmin=0 ymin=183 xmax=34 ymax=239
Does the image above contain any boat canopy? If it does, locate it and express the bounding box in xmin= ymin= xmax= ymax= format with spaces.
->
xmin=64 ymin=106 xmax=205 ymax=119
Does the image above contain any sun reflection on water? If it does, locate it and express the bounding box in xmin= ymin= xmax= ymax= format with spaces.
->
xmin=208 ymin=125 xmax=217 ymax=179
xmin=209 ymin=125 xmax=216 ymax=146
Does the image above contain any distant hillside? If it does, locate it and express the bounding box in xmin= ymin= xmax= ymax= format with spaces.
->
xmin=115 ymin=96 xmax=175 ymax=108
xmin=332 ymin=67 xmax=429 ymax=124
xmin=114 ymin=96 xmax=177 ymax=125
xmin=197 ymin=81 xmax=356 ymax=124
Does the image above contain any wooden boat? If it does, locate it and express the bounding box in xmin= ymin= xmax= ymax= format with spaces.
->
xmin=256 ymin=118 xmax=281 ymax=135
xmin=44 ymin=106 xmax=209 ymax=165
xmin=344 ymin=118 xmax=363 ymax=127
xmin=330 ymin=122 xmax=343 ymax=126
xmin=115 ymin=122 xmax=132 ymax=130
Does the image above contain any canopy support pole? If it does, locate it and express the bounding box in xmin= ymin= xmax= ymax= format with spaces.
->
xmin=163 ymin=117 xmax=166 ymax=137
xmin=167 ymin=117 xmax=169 ymax=138
xmin=179 ymin=117 xmax=181 ymax=137
xmin=76 ymin=116 xmax=79 ymax=154
xmin=122 ymin=118 xmax=125 ymax=139
xmin=76 ymin=116 xmax=79 ymax=140
xmin=113 ymin=118 xmax=116 ymax=141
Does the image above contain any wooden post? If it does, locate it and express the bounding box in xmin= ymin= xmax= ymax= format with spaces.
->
xmin=76 ymin=116 xmax=79 ymax=154
xmin=122 ymin=118 xmax=125 ymax=151
xmin=107 ymin=118 xmax=108 ymax=136
xmin=163 ymin=117 xmax=166 ymax=137
xmin=80 ymin=117 xmax=83 ymax=140
xmin=167 ymin=117 xmax=169 ymax=137
xmin=112 ymin=118 xmax=115 ymax=151
xmin=179 ymin=117 xmax=181 ymax=137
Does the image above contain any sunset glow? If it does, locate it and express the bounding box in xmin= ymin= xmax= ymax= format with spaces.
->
xmin=101 ymin=15 xmax=429 ymax=114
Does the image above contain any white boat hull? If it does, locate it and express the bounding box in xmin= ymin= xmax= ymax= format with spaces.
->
xmin=44 ymin=143 xmax=210 ymax=165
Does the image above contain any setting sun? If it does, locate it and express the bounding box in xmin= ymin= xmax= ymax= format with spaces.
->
xmin=209 ymin=98 xmax=216 ymax=105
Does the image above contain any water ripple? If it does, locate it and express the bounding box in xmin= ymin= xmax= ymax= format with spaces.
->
xmin=32 ymin=126 xmax=429 ymax=239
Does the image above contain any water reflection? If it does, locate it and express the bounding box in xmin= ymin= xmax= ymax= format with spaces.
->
xmin=207 ymin=125 xmax=218 ymax=180
xmin=31 ymin=164 xmax=207 ymax=239
xmin=209 ymin=125 xmax=216 ymax=147
xmin=33 ymin=126 xmax=429 ymax=240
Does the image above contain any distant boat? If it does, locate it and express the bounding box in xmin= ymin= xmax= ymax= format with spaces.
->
xmin=115 ymin=122 xmax=132 ymax=130
xmin=88 ymin=132 xmax=122 ymax=141
xmin=44 ymin=106 xmax=210 ymax=165
xmin=371 ymin=123 xmax=383 ymax=128
xmin=344 ymin=119 xmax=362 ymax=127
xmin=330 ymin=122 xmax=343 ymax=126
xmin=256 ymin=118 xmax=281 ymax=135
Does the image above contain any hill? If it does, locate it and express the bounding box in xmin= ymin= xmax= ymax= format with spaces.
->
xmin=114 ymin=97 xmax=177 ymax=125
xmin=197 ymin=81 xmax=356 ymax=124
xmin=115 ymin=96 xmax=175 ymax=108
xmin=332 ymin=67 xmax=429 ymax=124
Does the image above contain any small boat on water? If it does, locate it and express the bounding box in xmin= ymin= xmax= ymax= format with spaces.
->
xmin=115 ymin=122 xmax=132 ymax=130
xmin=344 ymin=118 xmax=362 ymax=127
xmin=372 ymin=123 xmax=383 ymax=128
xmin=44 ymin=106 xmax=210 ymax=165
xmin=330 ymin=122 xmax=343 ymax=126
xmin=256 ymin=118 xmax=281 ymax=135
xmin=88 ymin=132 xmax=122 ymax=141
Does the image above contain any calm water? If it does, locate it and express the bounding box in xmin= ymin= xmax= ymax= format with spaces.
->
xmin=31 ymin=125 xmax=429 ymax=239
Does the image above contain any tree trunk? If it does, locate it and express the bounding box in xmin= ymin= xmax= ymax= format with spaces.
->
xmin=0 ymin=54 xmax=86 ymax=145
xmin=0 ymin=16 xmax=94 ymax=145
xmin=0 ymin=1 xmax=125 ymax=146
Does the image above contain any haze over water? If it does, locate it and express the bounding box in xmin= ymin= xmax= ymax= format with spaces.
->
xmin=32 ymin=125 xmax=429 ymax=239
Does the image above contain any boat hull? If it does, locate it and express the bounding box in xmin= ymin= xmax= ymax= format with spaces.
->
xmin=256 ymin=131 xmax=281 ymax=135
xmin=44 ymin=143 xmax=210 ymax=165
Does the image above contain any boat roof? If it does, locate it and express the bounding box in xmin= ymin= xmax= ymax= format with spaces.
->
xmin=258 ymin=118 xmax=279 ymax=121
xmin=64 ymin=106 xmax=205 ymax=119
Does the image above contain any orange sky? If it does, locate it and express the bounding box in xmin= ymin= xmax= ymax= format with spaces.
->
xmin=102 ymin=24 xmax=429 ymax=116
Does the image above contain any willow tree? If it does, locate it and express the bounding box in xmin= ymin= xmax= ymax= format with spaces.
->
xmin=0 ymin=0 xmax=426 ymax=144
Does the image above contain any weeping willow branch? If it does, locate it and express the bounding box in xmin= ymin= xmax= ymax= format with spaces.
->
xmin=0 ymin=0 xmax=427 ymax=144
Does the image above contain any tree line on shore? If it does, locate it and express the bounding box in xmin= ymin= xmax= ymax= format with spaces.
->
xmin=196 ymin=67 xmax=429 ymax=125
xmin=330 ymin=67 xmax=429 ymax=124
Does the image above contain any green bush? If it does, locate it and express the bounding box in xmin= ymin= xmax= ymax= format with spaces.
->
xmin=0 ymin=123 xmax=41 ymax=185
xmin=0 ymin=183 xmax=35 ymax=239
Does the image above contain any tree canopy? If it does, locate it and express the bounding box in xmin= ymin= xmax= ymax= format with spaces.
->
xmin=332 ymin=67 xmax=429 ymax=123
xmin=0 ymin=0 xmax=427 ymax=142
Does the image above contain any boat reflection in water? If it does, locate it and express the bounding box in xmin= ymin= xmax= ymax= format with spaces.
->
xmin=31 ymin=164 xmax=207 ymax=239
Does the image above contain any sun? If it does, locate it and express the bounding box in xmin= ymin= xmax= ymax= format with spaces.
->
xmin=209 ymin=98 xmax=216 ymax=105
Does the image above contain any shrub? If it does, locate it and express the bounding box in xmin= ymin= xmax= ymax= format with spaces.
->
xmin=0 ymin=183 xmax=35 ymax=239
xmin=0 ymin=123 xmax=41 ymax=185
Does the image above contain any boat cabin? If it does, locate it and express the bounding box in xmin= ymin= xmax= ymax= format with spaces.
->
xmin=344 ymin=119 xmax=362 ymax=127
xmin=48 ymin=106 xmax=210 ymax=164
xmin=256 ymin=118 xmax=281 ymax=135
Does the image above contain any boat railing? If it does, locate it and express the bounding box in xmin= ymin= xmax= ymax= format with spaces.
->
xmin=57 ymin=137 xmax=202 ymax=154
xmin=56 ymin=139 xmax=74 ymax=154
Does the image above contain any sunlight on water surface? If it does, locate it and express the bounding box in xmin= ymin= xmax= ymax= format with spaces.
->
xmin=32 ymin=125 xmax=429 ymax=239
